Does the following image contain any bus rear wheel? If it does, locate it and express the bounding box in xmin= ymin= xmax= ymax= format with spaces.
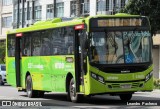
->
xmin=26 ymin=75 xmax=39 ymax=98
xmin=119 ymin=94 xmax=132 ymax=101
xmin=68 ymin=78 xmax=83 ymax=103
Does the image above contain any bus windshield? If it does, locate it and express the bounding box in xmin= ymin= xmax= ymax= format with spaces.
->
xmin=89 ymin=30 xmax=151 ymax=64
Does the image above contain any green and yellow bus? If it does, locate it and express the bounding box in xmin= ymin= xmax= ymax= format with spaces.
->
xmin=6 ymin=13 xmax=153 ymax=102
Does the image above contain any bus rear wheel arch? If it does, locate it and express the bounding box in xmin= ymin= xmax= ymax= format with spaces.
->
xmin=25 ymin=74 xmax=44 ymax=98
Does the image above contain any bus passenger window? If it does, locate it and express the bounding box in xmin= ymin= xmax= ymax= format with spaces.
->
xmin=7 ymin=35 xmax=15 ymax=57
xmin=23 ymin=35 xmax=31 ymax=56
xmin=32 ymin=32 xmax=41 ymax=56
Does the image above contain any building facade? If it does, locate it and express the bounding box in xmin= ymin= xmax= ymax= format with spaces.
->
xmin=0 ymin=0 xmax=13 ymax=40
xmin=12 ymin=0 xmax=128 ymax=28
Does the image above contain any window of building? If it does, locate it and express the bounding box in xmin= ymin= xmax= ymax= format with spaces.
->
xmin=56 ymin=2 xmax=64 ymax=17
xmin=19 ymin=9 xmax=22 ymax=24
xmin=106 ymin=0 xmax=109 ymax=11
xmin=22 ymin=8 xmax=27 ymax=26
xmin=2 ymin=0 xmax=12 ymax=6
xmin=70 ymin=1 xmax=76 ymax=17
xmin=24 ymin=8 xmax=27 ymax=21
xmin=121 ymin=0 xmax=126 ymax=8
xmin=81 ymin=0 xmax=90 ymax=15
xmin=14 ymin=9 xmax=17 ymax=22
xmin=97 ymin=0 xmax=106 ymax=12
xmin=113 ymin=0 xmax=116 ymax=8
xmin=28 ymin=7 xmax=32 ymax=20
xmin=46 ymin=4 xmax=54 ymax=19
xmin=13 ymin=9 xmax=17 ymax=28
xmin=2 ymin=16 xmax=12 ymax=28
xmin=34 ymin=6 xmax=42 ymax=21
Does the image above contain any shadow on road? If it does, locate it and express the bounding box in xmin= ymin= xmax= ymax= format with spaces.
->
xmin=41 ymin=93 xmax=131 ymax=105
xmin=18 ymin=92 xmax=160 ymax=106
xmin=0 ymin=83 xmax=10 ymax=87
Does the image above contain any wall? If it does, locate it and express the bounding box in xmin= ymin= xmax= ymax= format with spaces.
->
xmin=153 ymin=46 xmax=160 ymax=79
xmin=0 ymin=0 xmax=13 ymax=38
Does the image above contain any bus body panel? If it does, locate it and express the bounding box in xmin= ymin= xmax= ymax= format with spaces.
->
xmin=6 ymin=58 xmax=16 ymax=87
xmin=20 ymin=55 xmax=75 ymax=92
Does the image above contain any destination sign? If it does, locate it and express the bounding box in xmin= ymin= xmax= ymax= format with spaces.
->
xmin=90 ymin=17 xmax=148 ymax=28
xmin=97 ymin=18 xmax=142 ymax=27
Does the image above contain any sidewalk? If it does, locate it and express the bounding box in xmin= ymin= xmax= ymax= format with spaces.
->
xmin=153 ymin=89 xmax=160 ymax=93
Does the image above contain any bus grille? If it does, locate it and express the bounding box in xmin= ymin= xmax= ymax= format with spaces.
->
xmin=110 ymin=82 xmax=140 ymax=89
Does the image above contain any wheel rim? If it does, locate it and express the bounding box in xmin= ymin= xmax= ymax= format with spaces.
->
xmin=70 ymin=79 xmax=76 ymax=99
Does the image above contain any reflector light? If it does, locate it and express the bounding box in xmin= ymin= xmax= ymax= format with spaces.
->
xmin=16 ymin=33 xmax=23 ymax=37
xmin=75 ymin=24 xmax=84 ymax=30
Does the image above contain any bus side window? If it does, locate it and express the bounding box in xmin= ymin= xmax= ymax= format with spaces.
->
xmin=40 ymin=30 xmax=52 ymax=56
xmin=51 ymin=29 xmax=59 ymax=55
xmin=32 ymin=32 xmax=41 ymax=56
xmin=64 ymin=27 xmax=74 ymax=55
xmin=7 ymin=35 xmax=15 ymax=57
xmin=23 ymin=34 xmax=31 ymax=56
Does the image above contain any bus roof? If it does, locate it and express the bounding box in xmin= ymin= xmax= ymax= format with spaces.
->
xmin=7 ymin=13 xmax=141 ymax=34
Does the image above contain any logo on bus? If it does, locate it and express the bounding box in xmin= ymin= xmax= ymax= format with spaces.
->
xmin=54 ymin=63 xmax=64 ymax=69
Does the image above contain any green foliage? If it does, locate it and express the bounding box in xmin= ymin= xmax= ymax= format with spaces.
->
xmin=153 ymin=78 xmax=160 ymax=89
xmin=0 ymin=42 xmax=6 ymax=64
xmin=121 ymin=0 xmax=160 ymax=36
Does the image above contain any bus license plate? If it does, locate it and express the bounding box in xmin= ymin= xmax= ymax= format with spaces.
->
xmin=121 ymin=84 xmax=131 ymax=89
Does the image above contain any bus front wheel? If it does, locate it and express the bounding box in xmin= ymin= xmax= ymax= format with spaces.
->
xmin=119 ymin=94 xmax=132 ymax=101
xmin=68 ymin=78 xmax=83 ymax=103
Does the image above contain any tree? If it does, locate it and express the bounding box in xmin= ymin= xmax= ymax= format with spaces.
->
xmin=121 ymin=0 xmax=160 ymax=36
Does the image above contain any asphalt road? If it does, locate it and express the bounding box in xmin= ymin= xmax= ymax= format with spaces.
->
xmin=0 ymin=84 xmax=160 ymax=109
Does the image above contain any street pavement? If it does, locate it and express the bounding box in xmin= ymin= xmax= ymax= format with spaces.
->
xmin=0 ymin=84 xmax=160 ymax=109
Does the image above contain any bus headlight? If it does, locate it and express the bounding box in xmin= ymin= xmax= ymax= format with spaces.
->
xmin=91 ymin=72 xmax=105 ymax=84
xmin=145 ymin=72 xmax=153 ymax=82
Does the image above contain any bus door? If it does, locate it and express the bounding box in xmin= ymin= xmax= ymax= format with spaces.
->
xmin=15 ymin=33 xmax=23 ymax=87
xmin=75 ymin=25 xmax=88 ymax=92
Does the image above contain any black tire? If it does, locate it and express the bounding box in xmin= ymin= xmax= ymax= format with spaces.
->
xmin=0 ymin=76 xmax=4 ymax=85
xmin=26 ymin=75 xmax=38 ymax=98
xmin=68 ymin=78 xmax=83 ymax=103
xmin=37 ymin=91 xmax=45 ymax=98
xmin=119 ymin=94 xmax=132 ymax=101
xmin=1 ymin=82 xmax=4 ymax=85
